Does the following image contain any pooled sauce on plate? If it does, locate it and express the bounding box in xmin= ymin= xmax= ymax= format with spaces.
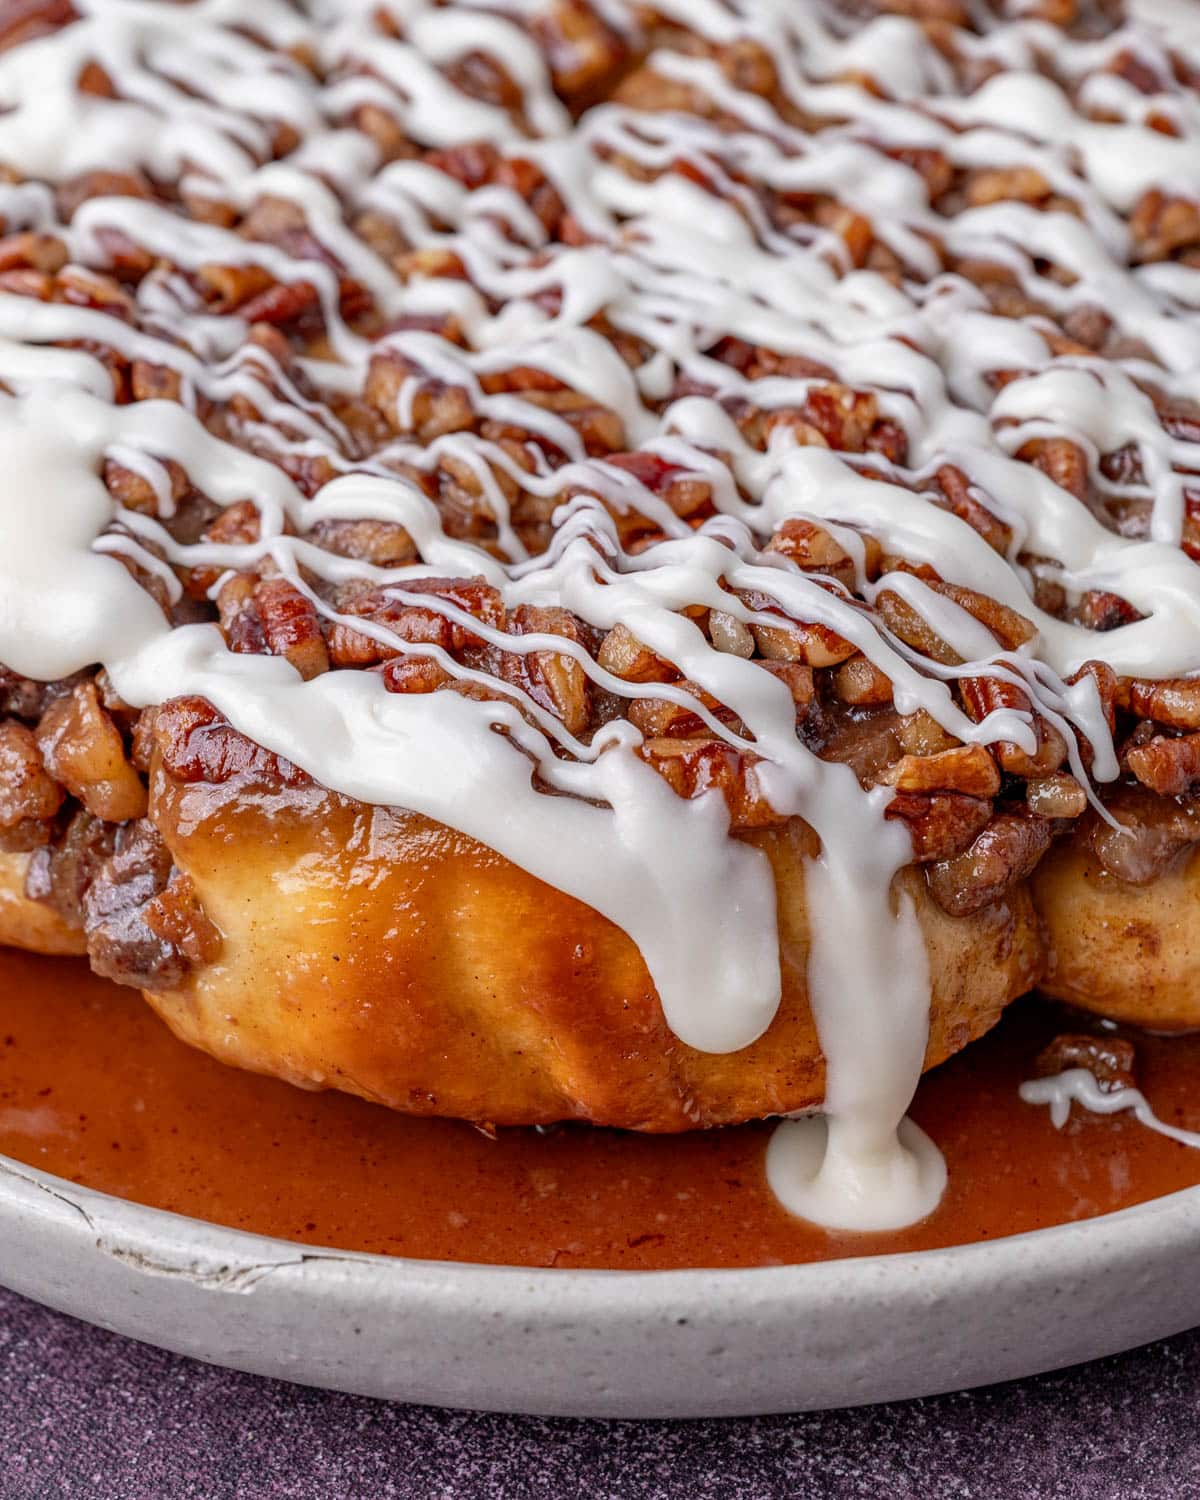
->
xmin=3 ymin=948 xmax=1200 ymax=1271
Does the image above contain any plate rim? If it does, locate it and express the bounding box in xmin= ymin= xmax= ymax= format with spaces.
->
xmin=5 ymin=1141 xmax=1200 ymax=1286
xmin=3 ymin=1146 xmax=1200 ymax=1416
xmin=7 ymin=1140 xmax=1200 ymax=1272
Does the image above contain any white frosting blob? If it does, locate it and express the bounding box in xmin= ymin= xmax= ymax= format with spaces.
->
xmin=766 ymin=1116 xmax=947 ymax=1232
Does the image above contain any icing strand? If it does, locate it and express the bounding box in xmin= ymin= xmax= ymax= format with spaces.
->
xmin=1021 ymin=1069 xmax=1200 ymax=1152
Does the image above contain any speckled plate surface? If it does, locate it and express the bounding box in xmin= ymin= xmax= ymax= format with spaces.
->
xmin=1 ymin=1151 xmax=1198 ymax=1417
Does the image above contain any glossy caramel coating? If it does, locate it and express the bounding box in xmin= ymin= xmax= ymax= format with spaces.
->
xmin=122 ymin=755 xmax=1043 ymax=1131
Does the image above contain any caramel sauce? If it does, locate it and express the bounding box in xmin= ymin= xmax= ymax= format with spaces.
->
xmin=3 ymin=948 xmax=1200 ymax=1270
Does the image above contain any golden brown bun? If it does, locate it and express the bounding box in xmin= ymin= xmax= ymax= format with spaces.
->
xmin=131 ymin=756 xmax=1043 ymax=1131
xmin=1032 ymin=841 xmax=1200 ymax=1032
xmin=0 ymin=850 xmax=85 ymax=957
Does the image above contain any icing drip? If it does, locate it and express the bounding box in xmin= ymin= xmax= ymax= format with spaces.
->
xmin=0 ymin=0 xmax=1197 ymax=1230
xmin=1021 ymin=1069 xmax=1200 ymax=1152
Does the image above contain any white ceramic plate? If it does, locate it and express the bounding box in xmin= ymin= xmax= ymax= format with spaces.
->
xmin=1 ymin=1149 xmax=1198 ymax=1416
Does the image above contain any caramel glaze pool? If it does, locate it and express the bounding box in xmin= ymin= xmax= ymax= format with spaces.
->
xmin=2 ymin=948 xmax=1200 ymax=1270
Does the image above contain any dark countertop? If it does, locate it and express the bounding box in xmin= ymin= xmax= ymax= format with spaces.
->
xmin=0 ymin=1287 xmax=1196 ymax=1499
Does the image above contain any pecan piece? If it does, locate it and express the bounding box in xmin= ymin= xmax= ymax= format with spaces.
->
xmin=1089 ymin=787 xmax=1200 ymax=884
xmin=0 ymin=721 xmax=64 ymax=827
xmin=36 ymin=681 xmax=147 ymax=823
xmin=153 ymin=697 xmax=309 ymax=789
xmin=327 ymin=576 xmax=503 ymax=667
xmin=878 ymin=744 xmax=1000 ymax=798
xmin=832 ymin=655 xmax=893 ymax=707
xmin=1126 ymin=732 xmax=1200 ymax=796
xmin=254 ymin=577 xmax=329 ymax=680
xmin=1036 ymin=1035 xmax=1136 ymax=1094
xmin=765 ymin=518 xmax=861 ymax=584
xmin=739 ymin=591 xmax=855 ymax=667
xmin=308 ymin=517 xmax=416 ymax=568
xmin=884 ymin=790 xmax=993 ymax=863
xmin=959 ymin=675 xmax=1067 ymax=777
xmin=1130 ymin=190 xmax=1200 ymax=263
xmin=930 ymin=465 xmax=1012 ymax=555
xmin=637 ymin=738 xmax=784 ymax=830
xmin=1026 ymin=773 xmax=1088 ymax=819
xmin=596 ymin=623 xmax=676 ymax=684
xmin=708 ymin=610 xmax=754 ymax=659
xmin=83 ymin=820 xmax=220 ymax=991
xmin=25 ymin=808 xmax=116 ymax=926
xmin=1124 ymin=678 xmax=1200 ymax=731
xmin=380 ymin=658 xmax=453 ymax=695
xmin=499 ymin=604 xmax=589 ymax=736
xmin=926 ymin=812 xmax=1053 ymax=916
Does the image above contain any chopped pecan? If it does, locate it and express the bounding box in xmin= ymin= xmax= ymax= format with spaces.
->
xmin=930 ymin=465 xmax=1012 ymax=555
xmin=878 ymin=744 xmax=1000 ymax=798
xmin=1019 ymin=437 xmax=1088 ymax=502
xmin=1026 ymin=773 xmax=1088 ymax=818
xmin=1123 ymin=678 xmax=1200 ymax=731
xmin=926 ymin=812 xmax=1053 ymax=915
xmin=932 ymin=581 xmax=1036 ymax=651
xmin=1036 ymin=1035 xmax=1136 ymax=1094
xmin=215 ymin=574 xmax=267 ymax=655
xmin=83 ymin=820 xmax=220 ymax=991
xmin=499 ymin=605 xmax=589 ymax=735
xmin=1073 ymin=589 xmax=1141 ymax=632
xmin=238 ymin=278 xmax=320 ymax=327
xmin=0 ymin=230 xmax=66 ymax=274
xmin=307 ymin=517 xmax=416 ymax=567
xmin=380 ymin=658 xmax=453 ymax=695
xmin=366 ymin=353 xmax=475 ymax=442
xmin=596 ymin=623 xmax=676 ymax=684
xmin=35 ymin=681 xmax=146 ymax=822
xmin=708 ymin=610 xmax=754 ymax=659
xmin=153 ymin=697 xmax=309 ymax=789
xmin=738 ymin=590 xmax=855 ymax=667
xmin=637 ymin=737 xmax=784 ymax=830
xmin=327 ymin=576 xmax=503 ymax=667
xmin=1089 ymin=786 xmax=1200 ymax=884
xmin=896 ymin=710 xmax=960 ymax=759
xmin=875 ymin=588 xmax=960 ymax=666
xmin=1126 ymin=732 xmax=1200 ymax=796
xmin=832 ymin=654 xmax=893 ymax=707
xmin=25 ymin=808 xmax=115 ymax=926
xmin=1130 ymin=190 xmax=1200 ymax=263
xmin=884 ymin=790 xmax=993 ymax=863
xmin=966 ymin=166 xmax=1051 ymax=207
xmin=531 ymin=0 xmax=627 ymax=102
xmin=0 ymin=721 xmax=64 ymax=827
xmin=254 ymin=576 xmax=329 ymax=680
xmin=959 ymin=675 xmax=1067 ymax=777
xmin=761 ymin=661 xmax=815 ymax=715
xmin=605 ymin=452 xmax=714 ymax=520
xmin=765 ymin=518 xmax=859 ymax=584
xmin=103 ymin=455 xmax=188 ymax=518
xmin=130 ymin=359 xmax=184 ymax=404
xmin=195 ymin=261 xmax=274 ymax=311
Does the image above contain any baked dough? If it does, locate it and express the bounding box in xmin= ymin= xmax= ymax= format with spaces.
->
xmin=1034 ymin=842 xmax=1200 ymax=1033
xmin=132 ymin=755 xmax=1041 ymax=1131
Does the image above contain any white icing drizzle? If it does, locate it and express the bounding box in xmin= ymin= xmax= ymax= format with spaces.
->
xmin=0 ymin=0 xmax=1196 ymax=1231
xmin=1021 ymin=1069 xmax=1200 ymax=1151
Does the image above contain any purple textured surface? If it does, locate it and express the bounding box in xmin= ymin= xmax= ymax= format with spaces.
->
xmin=0 ymin=1287 xmax=1196 ymax=1499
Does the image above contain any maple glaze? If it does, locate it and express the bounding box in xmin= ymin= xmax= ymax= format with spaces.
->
xmin=2 ymin=948 xmax=1200 ymax=1271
